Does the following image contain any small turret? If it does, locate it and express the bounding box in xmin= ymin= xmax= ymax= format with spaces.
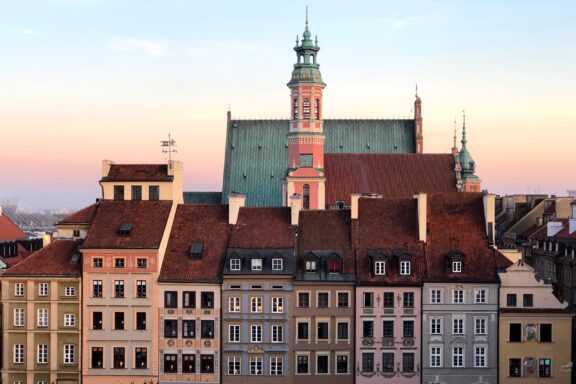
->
xmin=457 ymin=111 xmax=481 ymax=192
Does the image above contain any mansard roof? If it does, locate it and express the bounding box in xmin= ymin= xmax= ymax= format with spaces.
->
xmin=159 ymin=204 xmax=229 ymax=283
xmin=101 ymin=164 xmax=172 ymax=182
xmin=81 ymin=200 xmax=172 ymax=249
xmin=222 ymin=248 xmax=295 ymax=275
xmin=58 ymin=202 xmax=99 ymax=225
xmin=229 ymin=207 xmax=295 ymax=249
xmin=3 ymin=239 xmax=82 ymax=276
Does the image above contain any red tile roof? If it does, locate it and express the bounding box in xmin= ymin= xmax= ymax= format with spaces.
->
xmin=159 ymin=204 xmax=230 ymax=282
xmin=81 ymin=200 xmax=172 ymax=249
xmin=425 ymin=193 xmax=511 ymax=283
xmin=0 ymin=214 xmax=27 ymax=241
xmin=58 ymin=203 xmax=99 ymax=224
xmin=101 ymin=164 xmax=171 ymax=182
xmin=3 ymin=239 xmax=82 ymax=276
xmin=324 ymin=153 xmax=457 ymax=205
xmin=229 ymin=207 xmax=295 ymax=249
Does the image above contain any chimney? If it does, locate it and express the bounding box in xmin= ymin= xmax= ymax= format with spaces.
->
xmin=289 ymin=194 xmax=302 ymax=226
xmin=102 ymin=160 xmax=114 ymax=178
xmin=43 ymin=232 xmax=51 ymax=247
xmin=228 ymin=193 xmax=246 ymax=225
xmin=415 ymin=193 xmax=427 ymax=242
xmin=351 ymin=193 xmax=361 ymax=220
xmin=483 ymin=193 xmax=496 ymax=244
xmin=227 ymin=110 xmax=232 ymax=123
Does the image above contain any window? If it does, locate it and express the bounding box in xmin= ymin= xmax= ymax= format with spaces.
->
xmin=328 ymin=257 xmax=341 ymax=273
xmin=136 ymin=312 xmax=146 ymax=330
xmin=474 ymin=346 xmax=487 ymax=368
xmin=165 ymin=291 xmax=177 ymax=308
xmin=250 ymin=356 xmax=262 ymax=375
xmin=251 ymin=324 xmax=262 ymax=342
xmin=363 ymin=292 xmax=374 ymax=307
xmin=317 ymin=354 xmax=329 ymax=374
xmin=228 ymin=356 xmax=241 ymax=375
xmin=297 ymin=321 xmax=309 ymax=340
xmin=63 ymin=344 xmax=75 ymax=364
xmin=73 ymin=229 xmax=80 ymax=237
xmin=164 ymin=354 xmax=177 ymax=373
xmin=272 ymin=325 xmax=283 ymax=343
xmin=475 ymin=289 xmax=487 ymax=303
xmin=375 ymin=261 xmax=386 ymax=275
xmin=452 ymin=347 xmax=464 ymax=367
xmin=509 ymin=323 xmax=522 ymax=342
xmin=383 ymin=292 xmax=394 ymax=308
xmin=475 ymin=317 xmax=487 ymax=335
xmin=297 ymin=354 xmax=309 ymax=374
xmin=430 ymin=318 xmax=442 ymax=335
xmin=14 ymin=308 xmax=25 ymax=326
xmin=229 ymin=296 xmax=241 ymax=312
xmin=91 ymin=311 xmax=102 ymax=329
xmin=403 ymin=320 xmax=414 ymax=338
xmin=65 ymin=286 xmax=75 ymax=296
xmin=336 ymin=354 xmax=349 ymax=374
xmin=37 ymin=308 xmax=48 ymax=327
xmin=229 ymin=324 xmax=240 ymax=342
xmin=523 ymin=294 xmax=534 ymax=307
xmin=14 ymin=344 xmax=24 ymax=363
xmin=39 ymin=282 xmax=48 ymax=296
xmin=136 ymin=280 xmax=146 ymax=298
xmin=314 ymin=98 xmax=320 ymax=119
xmin=303 ymin=184 xmax=310 ymax=210
xmin=382 ymin=352 xmax=394 ymax=373
xmin=164 ymin=319 xmax=177 ymax=338
xmin=37 ymin=344 xmax=48 ymax=364
xmin=506 ymin=293 xmax=517 ymax=307
xmin=539 ymin=358 xmax=551 ymax=377
xmin=305 ymin=259 xmax=315 ymax=272
xmin=317 ymin=292 xmax=329 ymax=308
xmin=303 ymin=98 xmax=310 ymax=119
xmin=509 ymin=358 xmax=521 ymax=377
xmin=201 ymin=291 xmax=214 ymax=308
xmin=15 ymin=282 xmax=24 ymax=296
xmin=131 ymin=185 xmax=142 ymax=201
xmin=251 ymin=297 xmax=262 ymax=313
xmin=400 ymin=260 xmax=411 ymax=275
xmin=114 ymin=258 xmax=125 ymax=268
xmin=201 ymin=320 xmax=214 ymax=338
xmin=183 ymin=320 xmax=195 ymax=338
xmin=137 ymin=258 xmax=147 ymax=268
xmin=91 ymin=347 xmax=103 ymax=368
xmin=93 ymin=258 xmax=103 ymax=268
xmin=114 ymin=280 xmax=124 ymax=298
xmin=403 ymin=292 xmax=414 ymax=308
xmin=148 ymin=185 xmax=159 ymax=200
xmin=337 ymin=322 xmax=349 ymax=340
xmin=270 ymin=356 xmax=283 ymax=375
xmin=317 ymin=321 xmax=329 ymax=340
xmin=135 ymin=347 xmax=147 ymax=369
xmin=272 ymin=297 xmax=284 ymax=313
xmin=298 ymin=292 xmax=310 ymax=307
xmin=431 ymin=289 xmax=442 ymax=304
xmin=540 ymin=324 xmax=552 ymax=342
xmin=453 ymin=289 xmax=464 ymax=304
xmin=293 ymin=98 xmax=299 ymax=119
xmin=383 ymin=320 xmax=394 ymax=338
xmin=363 ymin=320 xmax=374 ymax=338
xmin=64 ymin=314 xmax=75 ymax=327
xmin=251 ymin=258 xmax=262 ymax=271
xmin=300 ymin=154 xmax=313 ymax=168
xmin=183 ymin=291 xmax=195 ymax=308
xmin=201 ymin=355 xmax=215 ymax=373
xmin=337 ymin=292 xmax=349 ymax=307
xmin=113 ymin=185 xmax=124 ymax=200
xmin=272 ymin=258 xmax=283 ymax=270
xmin=361 ymin=352 xmax=374 ymax=372
xmin=230 ymin=258 xmax=241 ymax=270
xmin=114 ymin=312 xmax=124 ymax=330
xmin=183 ymin=354 xmax=195 ymax=373
xmin=452 ymin=317 xmax=464 ymax=335
xmin=452 ymin=261 xmax=462 ymax=273
xmin=430 ymin=346 xmax=442 ymax=367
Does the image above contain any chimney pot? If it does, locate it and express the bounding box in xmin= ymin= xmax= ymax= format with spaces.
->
xmin=228 ymin=193 xmax=246 ymax=225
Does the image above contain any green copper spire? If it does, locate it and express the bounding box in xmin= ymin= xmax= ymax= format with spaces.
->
xmin=288 ymin=8 xmax=324 ymax=86
xmin=458 ymin=110 xmax=477 ymax=177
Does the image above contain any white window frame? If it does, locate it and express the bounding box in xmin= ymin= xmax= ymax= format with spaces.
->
xmin=430 ymin=346 xmax=442 ymax=368
xmin=250 ymin=355 xmax=263 ymax=375
xmin=452 ymin=289 xmax=464 ymax=304
xmin=38 ymin=282 xmax=49 ymax=297
xmin=375 ymin=261 xmax=386 ymax=275
xmin=400 ymin=260 xmax=411 ymax=275
xmin=229 ymin=324 xmax=240 ymax=343
xmin=272 ymin=258 xmax=283 ymax=271
xmin=251 ymin=258 xmax=262 ymax=271
xmin=430 ymin=288 xmax=443 ymax=304
xmin=63 ymin=344 xmax=75 ymax=364
xmin=271 ymin=324 xmax=283 ymax=343
xmin=316 ymin=318 xmax=330 ymax=341
xmin=65 ymin=286 xmax=76 ymax=297
xmin=452 ymin=346 xmax=464 ymax=368
xmin=13 ymin=344 xmax=24 ymax=363
xmin=316 ymin=352 xmax=330 ymax=375
xmin=335 ymin=352 xmax=349 ymax=374
xmin=229 ymin=296 xmax=241 ymax=312
xmin=317 ymin=291 xmax=330 ymax=308
xmin=474 ymin=288 xmax=487 ymax=304
xmin=305 ymin=260 xmax=316 ymax=272
xmin=251 ymin=297 xmax=262 ymax=313
xmin=336 ymin=291 xmax=350 ymax=308
xmin=430 ymin=317 xmax=443 ymax=335
xmin=14 ymin=308 xmax=25 ymax=326
xmin=452 ymin=261 xmax=462 ymax=273
xmin=37 ymin=308 xmax=48 ymax=327
xmin=230 ymin=258 xmax=241 ymax=271
xmin=64 ymin=313 xmax=76 ymax=327
xmin=228 ymin=356 xmax=241 ymax=375
xmin=270 ymin=356 xmax=283 ymax=375
xmin=295 ymin=352 xmax=310 ymax=375
xmin=474 ymin=345 xmax=487 ymax=368
xmin=272 ymin=296 xmax=284 ymax=313
xmin=452 ymin=316 xmax=465 ymax=335
xmin=37 ymin=344 xmax=48 ymax=364
xmin=296 ymin=319 xmax=310 ymax=341
xmin=251 ymin=324 xmax=262 ymax=343
xmin=336 ymin=320 xmax=350 ymax=341
xmin=474 ymin=317 xmax=487 ymax=335
xmin=15 ymin=282 xmax=25 ymax=296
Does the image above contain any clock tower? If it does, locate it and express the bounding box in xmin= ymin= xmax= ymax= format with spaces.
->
xmin=284 ymin=14 xmax=326 ymax=210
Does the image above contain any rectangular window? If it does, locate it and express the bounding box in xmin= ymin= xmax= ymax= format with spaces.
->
xmin=298 ymin=292 xmax=310 ymax=307
xmin=183 ymin=320 xmax=195 ymax=338
xmin=336 ymin=354 xmax=349 ymax=374
xmin=201 ymin=291 xmax=214 ymax=308
xmin=114 ymin=280 xmax=124 ymax=298
xmin=453 ymin=289 xmax=464 ymax=304
xmin=475 ymin=318 xmax=487 ymax=335
xmin=403 ymin=320 xmax=414 ymax=338
xmin=93 ymin=312 xmax=103 ymax=329
xmin=15 ymin=282 xmax=25 ymax=296
xmin=297 ymin=321 xmax=309 ymax=340
xmin=382 ymin=320 xmax=394 ymax=338
xmin=540 ymin=324 xmax=552 ymax=342
xmin=383 ymin=292 xmax=394 ymax=308
xmin=337 ymin=322 xmax=349 ymax=340
xmin=65 ymin=286 xmax=75 ymax=296
xmin=230 ymin=258 xmax=241 ymax=270
xmin=114 ymin=312 xmax=124 ymax=330
xmin=539 ymin=358 xmax=551 ymax=377
xmin=431 ymin=289 xmax=442 ymax=304
xmin=317 ymin=354 xmax=329 ymax=374
xmin=475 ymin=288 xmax=487 ymax=303
xmin=400 ymin=260 xmax=411 ymax=275
xmin=375 ymin=261 xmax=386 ymax=275
xmin=114 ymin=258 xmax=125 ymax=268
xmin=430 ymin=346 xmax=442 ymax=367
xmin=93 ymin=280 xmax=103 ymax=297
xmin=363 ymin=292 xmax=374 ymax=307
xmin=91 ymin=347 xmax=103 ymax=368
xmin=229 ymin=324 xmax=240 ymax=342
xmin=251 ymin=297 xmax=263 ymax=313
xmin=317 ymin=321 xmax=329 ymax=340
xmin=300 ymin=153 xmax=313 ymax=167
xmin=131 ymin=185 xmax=142 ymax=201
xmin=362 ymin=320 xmax=374 ymax=338
xmin=113 ymin=185 xmax=124 ymax=200
xmin=64 ymin=313 xmax=75 ymax=327
xmin=453 ymin=318 xmax=464 ymax=335
xmin=297 ymin=354 xmax=309 ymax=374
xmin=165 ymin=291 xmax=177 ymax=308
xmin=403 ymin=292 xmax=414 ymax=308
xmin=361 ymin=352 xmax=374 ymax=372
xmin=148 ymin=185 xmax=159 ymax=201
xmin=37 ymin=308 xmax=48 ymax=327
xmin=113 ymin=348 xmax=125 ymax=369
xmin=337 ymin=292 xmax=349 ymax=307
xmin=251 ymin=324 xmax=262 ymax=342
xmin=201 ymin=320 xmax=214 ymax=338
xmin=452 ymin=347 xmax=464 ymax=367
xmin=163 ymin=354 xmax=177 ymax=373
xmin=523 ymin=294 xmax=534 ymax=307
xmin=270 ymin=356 xmax=283 ymax=375
xmin=92 ymin=258 xmax=103 ymax=268
xmin=509 ymin=323 xmax=522 ymax=342
xmin=452 ymin=260 xmax=462 ymax=273
xmin=37 ymin=344 xmax=48 ymax=364
xmin=229 ymin=296 xmax=241 ymax=312
xmin=201 ymin=355 xmax=215 ymax=373
xmin=250 ymin=356 xmax=263 ymax=375
xmin=136 ymin=280 xmax=146 ymax=298
xmin=182 ymin=291 xmax=195 ymax=308
xmin=509 ymin=358 xmax=521 ymax=377
xmin=164 ymin=319 xmax=177 ymax=338
xmin=506 ymin=293 xmax=517 ymax=307
xmin=13 ymin=344 xmax=24 ymax=363
xmin=251 ymin=258 xmax=262 ymax=271
xmin=183 ymin=354 xmax=196 ymax=373
xmin=272 ymin=296 xmax=284 ymax=313
xmin=228 ymin=356 xmax=241 ymax=375
xmin=63 ymin=344 xmax=75 ymax=364
xmin=474 ymin=346 xmax=487 ymax=368
xmin=136 ymin=312 xmax=146 ymax=330
xmin=271 ymin=325 xmax=283 ymax=343
xmin=73 ymin=229 xmax=80 ymax=237
xmin=14 ymin=308 xmax=25 ymax=326
xmin=317 ymin=292 xmax=329 ymax=308
xmin=272 ymin=258 xmax=283 ymax=270
xmin=305 ymin=260 xmax=316 ymax=272
xmin=135 ymin=347 xmax=147 ymax=369
xmin=430 ymin=318 xmax=442 ymax=335
xmin=136 ymin=258 xmax=147 ymax=268
xmin=39 ymin=282 xmax=48 ymax=296
xmin=382 ymin=352 xmax=394 ymax=372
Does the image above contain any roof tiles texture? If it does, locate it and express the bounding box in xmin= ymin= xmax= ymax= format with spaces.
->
xmin=159 ymin=205 xmax=230 ymax=282
xmin=58 ymin=203 xmax=98 ymax=224
xmin=102 ymin=164 xmax=171 ymax=182
xmin=0 ymin=214 xmax=27 ymax=241
xmin=229 ymin=207 xmax=295 ymax=249
xmin=3 ymin=239 xmax=82 ymax=276
xmin=82 ymin=200 xmax=172 ymax=249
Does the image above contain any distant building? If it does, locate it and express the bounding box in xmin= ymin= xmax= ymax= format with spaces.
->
xmin=0 ymin=208 xmax=43 ymax=270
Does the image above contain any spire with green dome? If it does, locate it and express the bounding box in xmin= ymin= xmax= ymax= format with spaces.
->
xmin=458 ymin=110 xmax=479 ymax=181
xmin=288 ymin=7 xmax=324 ymax=86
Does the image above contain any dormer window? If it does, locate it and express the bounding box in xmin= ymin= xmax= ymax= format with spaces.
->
xmin=117 ymin=222 xmax=132 ymax=236
xmin=452 ymin=261 xmax=462 ymax=273
xmin=369 ymin=250 xmax=387 ymax=277
xmin=400 ymin=261 xmax=411 ymax=276
xmin=305 ymin=260 xmax=316 ymax=272
xmin=230 ymin=259 xmax=241 ymax=271
xmin=447 ymin=251 xmax=465 ymax=274
xmin=327 ymin=253 xmax=342 ymax=274
xmin=189 ymin=242 xmax=204 ymax=260
xmin=302 ymin=252 xmax=319 ymax=273
xmin=272 ymin=258 xmax=283 ymax=271
xmin=251 ymin=258 xmax=262 ymax=271
xmin=375 ymin=261 xmax=386 ymax=275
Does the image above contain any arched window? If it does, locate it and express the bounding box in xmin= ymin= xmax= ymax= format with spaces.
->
xmin=303 ymin=184 xmax=310 ymax=209
xmin=310 ymin=54 xmax=314 ymax=64
xmin=314 ymin=98 xmax=320 ymax=119
xmin=303 ymin=98 xmax=310 ymax=119
xmin=299 ymin=54 xmax=303 ymax=64
xmin=293 ymin=98 xmax=299 ymax=119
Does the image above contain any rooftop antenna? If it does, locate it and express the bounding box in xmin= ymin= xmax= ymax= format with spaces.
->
xmin=305 ymin=5 xmax=309 ymax=27
xmin=160 ymin=133 xmax=177 ymax=162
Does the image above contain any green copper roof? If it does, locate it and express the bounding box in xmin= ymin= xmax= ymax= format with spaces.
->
xmin=222 ymin=119 xmax=416 ymax=206
xmin=458 ymin=114 xmax=476 ymax=175
xmin=183 ymin=192 xmax=223 ymax=204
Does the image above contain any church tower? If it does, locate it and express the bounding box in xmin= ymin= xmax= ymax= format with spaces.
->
xmin=284 ymin=12 xmax=326 ymax=209
xmin=457 ymin=112 xmax=482 ymax=192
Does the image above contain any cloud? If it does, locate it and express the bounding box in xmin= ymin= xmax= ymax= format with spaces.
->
xmin=182 ymin=41 xmax=262 ymax=58
xmin=13 ymin=28 xmax=36 ymax=35
xmin=389 ymin=16 xmax=425 ymax=29
xmin=110 ymin=37 xmax=166 ymax=56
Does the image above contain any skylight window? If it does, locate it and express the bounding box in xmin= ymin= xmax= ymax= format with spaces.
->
xmin=189 ymin=242 xmax=204 ymax=259
xmin=117 ymin=222 xmax=132 ymax=236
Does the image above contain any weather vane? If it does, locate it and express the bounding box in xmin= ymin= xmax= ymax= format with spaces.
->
xmin=160 ymin=133 xmax=177 ymax=162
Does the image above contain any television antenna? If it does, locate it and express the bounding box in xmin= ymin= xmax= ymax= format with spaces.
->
xmin=160 ymin=133 xmax=177 ymax=162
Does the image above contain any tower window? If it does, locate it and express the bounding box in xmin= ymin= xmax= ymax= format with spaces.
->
xmin=310 ymin=54 xmax=314 ymax=64
xmin=315 ymin=98 xmax=320 ymax=119
xmin=293 ymin=98 xmax=299 ymax=119
xmin=303 ymin=98 xmax=310 ymax=119
xmin=303 ymin=184 xmax=310 ymax=209
xmin=300 ymin=154 xmax=313 ymax=168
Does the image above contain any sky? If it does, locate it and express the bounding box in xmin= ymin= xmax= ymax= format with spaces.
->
xmin=1 ymin=0 xmax=575 ymax=210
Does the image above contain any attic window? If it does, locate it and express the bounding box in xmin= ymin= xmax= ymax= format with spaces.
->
xmin=118 ymin=222 xmax=132 ymax=236
xmin=230 ymin=258 xmax=241 ymax=271
xmin=327 ymin=253 xmax=342 ymax=274
xmin=70 ymin=252 xmax=81 ymax=265
xmin=251 ymin=258 xmax=262 ymax=271
xmin=189 ymin=242 xmax=204 ymax=259
xmin=452 ymin=261 xmax=462 ymax=273
xmin=447 ymin=251 xmax=465 ymax=274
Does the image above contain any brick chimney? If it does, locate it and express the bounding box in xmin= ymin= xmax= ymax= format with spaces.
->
xmin=228 ymin=193 xmax=246 ymax=225
xmin=351 ymin=193 xmax=361 ymax=220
